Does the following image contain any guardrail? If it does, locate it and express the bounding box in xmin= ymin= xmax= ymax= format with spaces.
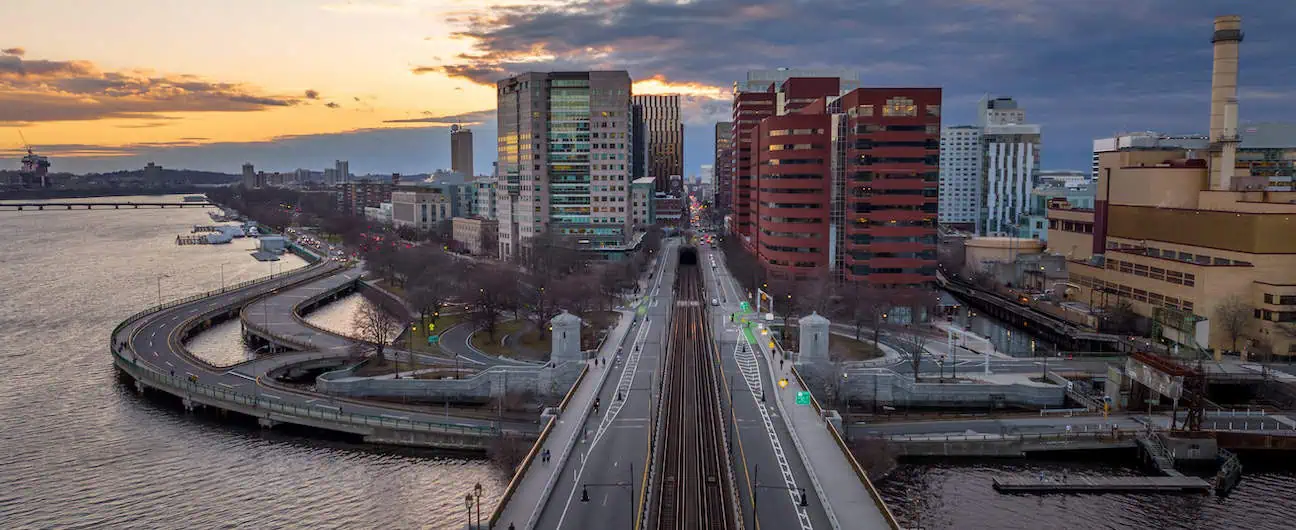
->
xmin=488 ymin=364 xmax=589 ymax=529
xmin=113 ymin=348 xmax=496 ymax=436
xmin=109 ymin=260 xmax=331 ymax=354
xmin=879 ymin=428 xmax=1140 ymax=443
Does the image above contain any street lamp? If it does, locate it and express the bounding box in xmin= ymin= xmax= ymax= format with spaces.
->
xmin=580 ymin=462 xmax=635 ymax=529
xmin=464 ymin=494 xmax=474 ymax=530
xmin=473 ymin=483 xmax=483 ymax=530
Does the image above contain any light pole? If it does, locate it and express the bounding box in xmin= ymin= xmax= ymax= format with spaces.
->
xmin=220 ymin=263 xmax=225 ymax=291
xmin=580 ymin=462 xmax=635 ymax=529
xmin=473 ymin=483 xmax=483 ymax=530
xmin=464 ymin=494 xmax=474 ymax=530
xmin=156 ymin=274 xmax=166 ymax=307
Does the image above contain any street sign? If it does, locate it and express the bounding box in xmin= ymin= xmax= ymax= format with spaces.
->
xmin=796 ymin=391 xmax=811 ymax=405
xmin=427 ymin=335 xmax=440 ymax=344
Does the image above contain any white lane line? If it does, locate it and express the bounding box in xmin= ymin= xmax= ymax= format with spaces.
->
xmin=381 ymin=414 xmax=409 ymax=420
xmin=226 ymin=371 xmax=256 ymax=382
xmin=165 ymin=361 xmax=173 ymax=367
xmin=732 ymin=338 xmax=814 ymax=530
xmin=218 ymin=383 xmax=237 ymax=389
xmin=262 ymin=394 xmax=281 ymax=400
xmin=554 ymin=316 xmax=653 ymax=530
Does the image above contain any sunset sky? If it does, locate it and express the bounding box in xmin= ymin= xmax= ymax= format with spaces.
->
xmin=2 ymin=0 xmax=1293 ymax=176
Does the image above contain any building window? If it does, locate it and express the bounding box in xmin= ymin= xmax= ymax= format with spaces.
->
xmin=883 ymin=97 xmax=917 ymax=117
xmin=926 ymin=105 xmax=940 ymax=117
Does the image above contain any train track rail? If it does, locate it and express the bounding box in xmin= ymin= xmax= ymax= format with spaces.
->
xmin=651 ymin=258 xmax=736 ymax=530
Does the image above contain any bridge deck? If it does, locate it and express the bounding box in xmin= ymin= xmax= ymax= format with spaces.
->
xmin=993 ymin=475 xmax=1210 ymax=493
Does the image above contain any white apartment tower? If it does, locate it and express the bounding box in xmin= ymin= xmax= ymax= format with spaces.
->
xmin=334 ymin=160 xmax=350 ymax=184
xmin=938 ymin=126 xmax=982 ymax=225
xmin=977 ymin=97 xmax=1041 ymax=236
xmin=495 ymin=71 xmax=634 ymax=260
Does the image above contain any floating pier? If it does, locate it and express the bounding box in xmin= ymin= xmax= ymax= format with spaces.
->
xmin=176 ymin=235 xmax=209 ymax=245
xmin=992 ymin=475 xmax=1211 ymax=494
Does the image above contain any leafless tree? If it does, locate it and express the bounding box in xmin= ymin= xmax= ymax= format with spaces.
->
xmin=1215 ymin=295 xmax=1253 ymax=353
xmin=843 ymin=284 xmax=891 ymax=349
xmin=798 ymin=270 xmax=838 ymax=316
xmin=479 ymin=226 xmax=499 ymax=258
xmin=352 ymin=299 xmax=402 ymax=365
xmin=473 ymin=267 xmax=517 ymax=339
xmin=903 ymin=326 xmax=930 ymax=383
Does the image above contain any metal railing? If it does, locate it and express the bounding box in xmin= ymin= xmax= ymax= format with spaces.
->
xmin=879 ymin=428 xmax=1140 ymax=443
xmin=113 ymin=349 xmax=496 ymax=436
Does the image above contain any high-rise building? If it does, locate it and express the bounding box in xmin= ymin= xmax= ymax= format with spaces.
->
xmin=979 ymin=98 xmax=1041 ymax=235
xmin=938 ymin=97 xmax=1043 ymax=235
xmin=714 ymin=121 xmax=732 ymax=211
xmin=451 ymin=124 xmax=474 ymax=177
xmin=699 ymin=164 xmax=714 ymax=185
xmin=745 ymin=84 xmax=940 ymax=290
xmin=144 ymin=162 xmax=164 ymax=188
xmin=293 ymin=168 xmax=312 ymax=184
xmin=631 ymin=94 xmax=683 ymax=192
xmin=473 ymin=176 xmax=497 ymax=219
xmin=241 ymin=163 xmax=256 ymax=189
xmin=337 ymin=176 xmax=397 ymax=215
xmin=323 ymin=168 xmax=338 ymax=186
xmin=334 ymin=160 xmax=350 ymax=184
xmin=731 ymin=70 xmax=860 ymax=241
xmin=495 ymin=71 xmax=634 ymax=260
xmin=938 ymin=125 xmax=982 ymax=226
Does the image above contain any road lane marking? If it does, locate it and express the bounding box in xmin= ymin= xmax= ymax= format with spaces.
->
xmin=226 ymin=371 xmax=256 ymax=381
xmin=381 ymin=414 xmax=408 ymax=420
xmin=554 ymin=316 xmax=653 ymax=529
xmin=262 ymin=394 xmax=281 ymax=400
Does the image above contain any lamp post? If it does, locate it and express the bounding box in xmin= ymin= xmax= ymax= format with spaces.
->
xmin=580 ymin=462 xmax=635 ymax=529
xmin=464 ymin=494 xmax=474 ymax=529
xmin=473 ymin=483 xmax=483 ymax=530
xmin=220 ymin=263 xmax=225 ymax=291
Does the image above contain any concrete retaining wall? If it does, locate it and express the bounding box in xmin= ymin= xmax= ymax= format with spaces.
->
xmin=807 ymin=364 xmax=1066 ymax=409
xmin=316 ymin=361 xmax=584 ymax=402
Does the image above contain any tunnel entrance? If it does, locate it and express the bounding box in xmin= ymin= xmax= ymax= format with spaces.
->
xmin=679 ymin=246 xmax=699 ymax=265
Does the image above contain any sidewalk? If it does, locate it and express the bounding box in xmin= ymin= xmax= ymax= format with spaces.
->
xmin=490 ymin=308 xmax=636 ymax=530
xmin=753 ymin=338 xmax=894 ymax=529
xmin=930 ymin=320 xmax=1015 ymax=359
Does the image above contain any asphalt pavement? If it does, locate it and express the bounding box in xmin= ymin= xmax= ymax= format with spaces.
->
xmin=117 ymin=261 xmax=515 ymax=431
xmin=532 ymin=240 xmax=679 ymax=530
xmin=703 ymin=246 xmax=831 ymax=530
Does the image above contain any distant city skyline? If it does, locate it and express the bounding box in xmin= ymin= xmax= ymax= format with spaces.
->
xmin=3 ymin=1 xmax=1295 ymax=178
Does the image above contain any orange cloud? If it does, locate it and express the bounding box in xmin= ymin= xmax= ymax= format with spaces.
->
xmin=632 ymin=74 xmax=727 ymax=99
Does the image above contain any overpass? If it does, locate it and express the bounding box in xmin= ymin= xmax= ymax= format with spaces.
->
xmin=1 ymin=201 xmax=214 ymax=211
xmin=111 ymin=245 xmax=531 ymax=450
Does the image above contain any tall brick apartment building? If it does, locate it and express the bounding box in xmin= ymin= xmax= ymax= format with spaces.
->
xmin=738 ymin=77 xmax=940 ymax=289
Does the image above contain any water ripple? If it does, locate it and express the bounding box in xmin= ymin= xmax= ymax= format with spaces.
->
xmin=0 ymin=199 xmax=507 ymax=529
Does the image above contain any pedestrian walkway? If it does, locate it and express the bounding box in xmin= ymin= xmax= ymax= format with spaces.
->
xmin=490 ymin=308 xmax=636 ymax=530
xmin=931 ymin=320 xmax=1015 ymax=359
xmin=752 ymin=337 xmax=896 ymax=530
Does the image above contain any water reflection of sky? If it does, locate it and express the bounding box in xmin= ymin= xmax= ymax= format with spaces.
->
xmin=943 ymin=294 xmax=1056 ymax=357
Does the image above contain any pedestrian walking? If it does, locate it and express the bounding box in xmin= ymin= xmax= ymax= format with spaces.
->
xmin=779 ymin=359 xmax=784 ymax=371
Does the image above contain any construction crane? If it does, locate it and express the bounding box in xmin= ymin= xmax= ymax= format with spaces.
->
xmin=17 ymin=129 xmax=51 ymax=188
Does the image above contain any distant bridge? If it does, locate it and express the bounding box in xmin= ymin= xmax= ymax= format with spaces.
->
xmin=0 ymin=201 xmax=214 ymax=211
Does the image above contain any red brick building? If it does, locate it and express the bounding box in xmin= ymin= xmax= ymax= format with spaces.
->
xmin=744 ymin=85 xmax=941 ymax=288
xmin=731 ymin=90 xmax=775 ymax=239
xmin=837 ymin=88 xmax=941 ymax=287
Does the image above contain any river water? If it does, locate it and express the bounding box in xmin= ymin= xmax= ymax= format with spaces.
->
xmin=0 ymin=197 xmax=503 ymax=529
xmin=875 ymin=455 xmax=1296 ymax=530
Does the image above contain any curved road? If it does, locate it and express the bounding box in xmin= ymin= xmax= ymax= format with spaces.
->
xmin=115 ymin=260 xmax=530 ymax=432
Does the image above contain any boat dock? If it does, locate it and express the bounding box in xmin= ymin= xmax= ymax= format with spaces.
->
xmin=176 ymin=235 xmax=210 ymax=245
xmin=992 ymin=475 xmax=1211 ymax=494
xmin=192 ymin=225 xmax=222 ymax=233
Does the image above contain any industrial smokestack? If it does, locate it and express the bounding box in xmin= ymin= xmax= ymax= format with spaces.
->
xmin=1209 ymin=15 xmax=1243 ymax=191
xmin=1209 ymin=15 xmax=1243 ymax=142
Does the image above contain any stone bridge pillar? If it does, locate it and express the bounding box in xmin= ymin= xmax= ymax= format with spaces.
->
xmin=550 ymin=310 xmax=583 ymax=364
xmin=798 ymin=311 xmax=830 ymax=365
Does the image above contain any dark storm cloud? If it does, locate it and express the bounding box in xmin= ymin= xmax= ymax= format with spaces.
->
xmin=2 ymin=47 xmax=25 ymax=56
xmin=426 ymin=0 xmax=1296 ymax=170
xmin=0 ymin=54 xmax=309 ymax=123
xmin=305 ymin=89 xmax=320 ymax=99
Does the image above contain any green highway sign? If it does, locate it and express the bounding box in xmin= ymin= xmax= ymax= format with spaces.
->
xmin=427 ymin=335 xmax=440 ymax=344
xmin=796 ymin=391 xmax=811 ymax=405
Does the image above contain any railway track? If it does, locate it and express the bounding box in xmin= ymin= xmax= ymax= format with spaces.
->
xmin=651 ymin=255 xmax=736 ymax=530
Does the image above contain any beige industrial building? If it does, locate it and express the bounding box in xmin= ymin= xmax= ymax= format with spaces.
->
xmin=1047 ymin=16 xmax=1296 ymax=358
